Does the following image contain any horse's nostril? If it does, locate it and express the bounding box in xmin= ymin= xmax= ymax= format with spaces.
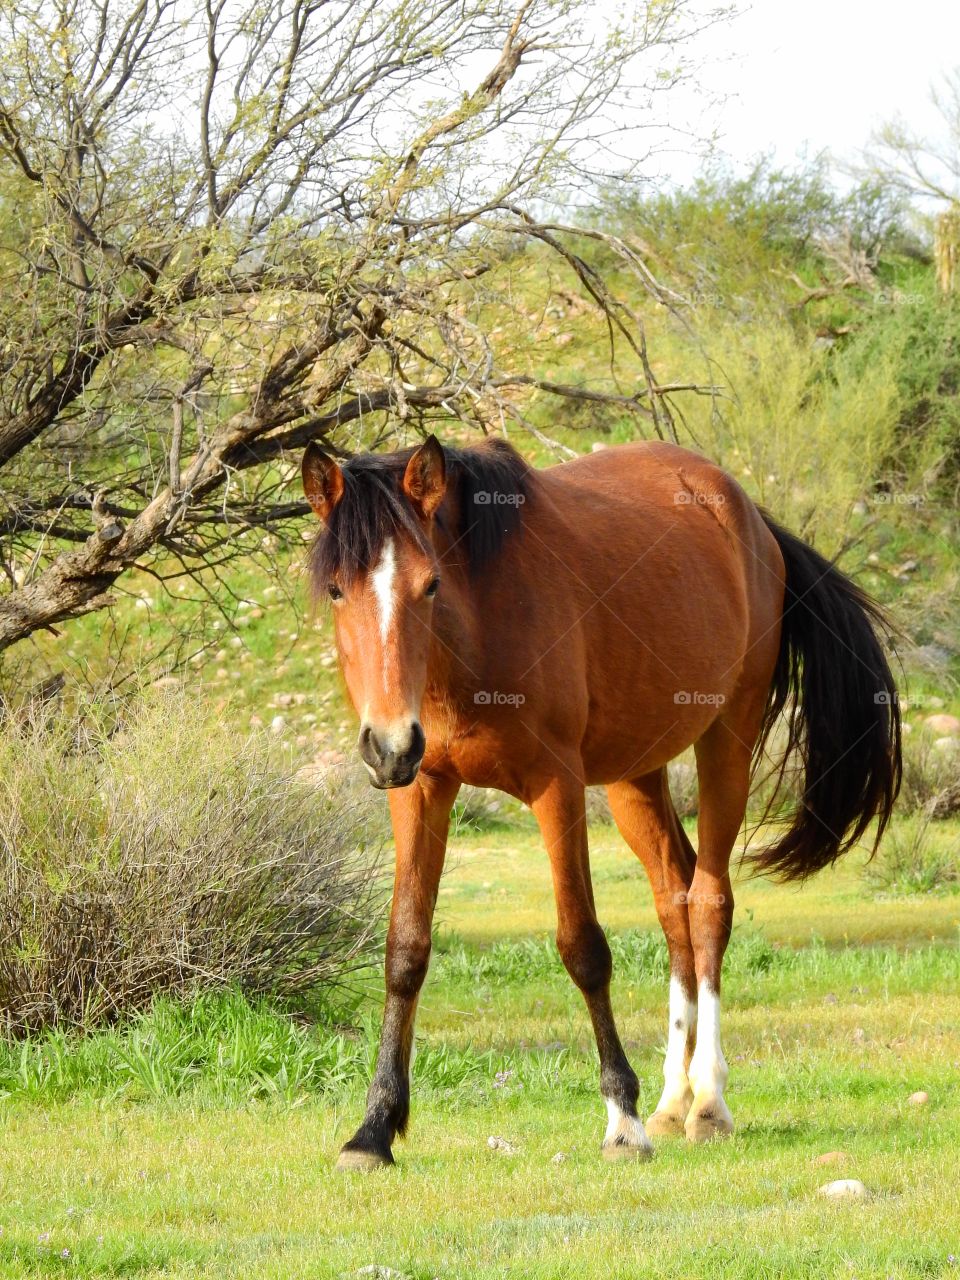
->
xmin=359 ymin=721 xmax=424 ymax=781
xmin=408 ymin=720 xmax=425 ymax=762
xmin=358 ymin=724 xmax=383 ymax=767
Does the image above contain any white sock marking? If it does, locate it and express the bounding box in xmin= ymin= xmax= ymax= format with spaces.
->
xmin=655 ymin=974 xmax=696 ymax=1114
xmin=688 ymin=983 xmax=728 ymax=1102
xmin=603 ymin=1097 xmax=651 ymax=1149
xmin=371 ymin=538 xmax=396 ymax=645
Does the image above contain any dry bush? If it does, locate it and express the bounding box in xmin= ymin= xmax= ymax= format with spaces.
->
xmin=668 ymin=758 xmax=700 ymax=820
xmin=898 ymin=730 xmax=960 ymax=818
xmin=0 ymin=691 xmax=386 ymax=1035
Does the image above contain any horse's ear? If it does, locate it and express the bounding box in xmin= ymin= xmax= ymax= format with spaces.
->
xmin=302 ymin=443 xmax=344 ymax=522
xmin=402 ymin=435 xmax=446 ymax=520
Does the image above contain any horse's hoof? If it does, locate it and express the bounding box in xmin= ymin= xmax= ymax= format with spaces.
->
xmin=335 ymin=1146 xmax=394 ymax=1172
xmin=645 ymin=1109 xmax=687 ymax=1139
xmin=601 ymin=1139 xmax=654 ymax=1162
xmin=684 ymin=1108 xmax=734 ymax=1143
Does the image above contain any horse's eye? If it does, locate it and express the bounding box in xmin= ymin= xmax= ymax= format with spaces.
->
xmin=424 ymin=576 xmax=440 ymax=599
xmin=328 ymin=583 xmax=343 ymax=601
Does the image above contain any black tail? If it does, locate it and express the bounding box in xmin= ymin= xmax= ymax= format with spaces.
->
xmin=749 ymin=516 xmax=902 ymax=882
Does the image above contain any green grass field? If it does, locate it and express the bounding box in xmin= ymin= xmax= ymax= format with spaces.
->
xmin=0 ymin=821 xmax=958 ymax=1279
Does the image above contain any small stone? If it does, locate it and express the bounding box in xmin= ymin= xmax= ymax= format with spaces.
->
xmin=822 ymin=993 xmax=838 ymax=1005
xmin=270 ymin=715 xmax=286 ymax=735
xmin=487 ymin=1135 xmax=518 ymax=1154
xmin=818 ymin=1178 xmax=869 ymax=1200
xmin=908 ymin=1090 xmax=929 ymax=1106
xmin=814 ymin=1151 xmax=850 ymax=1166
xmin=551 ymin=1152 xmax=567 ymax=1164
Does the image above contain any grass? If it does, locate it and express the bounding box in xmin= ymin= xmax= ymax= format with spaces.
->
xmin=0 ymin=821 xmax=958 ymax=1277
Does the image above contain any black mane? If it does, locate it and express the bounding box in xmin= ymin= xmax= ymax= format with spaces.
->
xmin=307 ymin=437 xmax=530 ymax=590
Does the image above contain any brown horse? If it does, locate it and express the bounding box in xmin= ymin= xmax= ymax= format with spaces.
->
xmin=301 ymin=434 xmax=900 ymax=1170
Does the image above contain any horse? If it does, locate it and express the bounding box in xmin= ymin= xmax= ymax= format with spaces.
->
xmin=300 ymin=433 xmax=901 ymax=1170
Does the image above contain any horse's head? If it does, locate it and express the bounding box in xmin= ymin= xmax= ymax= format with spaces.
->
xmin=302 ymin=437 xmax=446 ymax=789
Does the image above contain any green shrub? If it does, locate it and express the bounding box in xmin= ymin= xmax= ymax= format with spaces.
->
xmin=864 ymin=805 xmax=958 ymax=894
xmin=0 ymin=689 xmax=386 ymax=1035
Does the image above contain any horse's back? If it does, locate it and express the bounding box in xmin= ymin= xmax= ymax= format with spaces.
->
xmin=518 ymin=441 xmax=785 ymax=780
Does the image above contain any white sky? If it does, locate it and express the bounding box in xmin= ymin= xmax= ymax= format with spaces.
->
xmin=658 ymin=0 xmax=960 ymax=184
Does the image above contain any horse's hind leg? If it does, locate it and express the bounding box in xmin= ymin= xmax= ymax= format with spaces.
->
xmin=684 ymin=714 xmax=758 ymax=1142
xmin=531 ymin=773 xmax=652 ymax=1161
xmin=606 ymin=771 xmax=698 ymax=1138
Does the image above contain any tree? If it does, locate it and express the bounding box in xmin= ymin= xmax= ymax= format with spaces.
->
xmin=0 ymin=0 xmax=726 ymax=658
xmin=863 ymin=68 xmax=960 ymax=293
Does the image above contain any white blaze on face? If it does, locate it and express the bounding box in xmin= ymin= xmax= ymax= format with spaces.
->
xmin=655 ymin=974 xmax=696 ymax=1114
xmin=371 ymin=538 xmax=397 ymax=646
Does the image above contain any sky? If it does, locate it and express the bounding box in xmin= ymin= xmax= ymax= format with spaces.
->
xmin=656 ymin=0 xmax=960 ymax=185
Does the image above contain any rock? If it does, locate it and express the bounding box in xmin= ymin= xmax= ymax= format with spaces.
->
xmin=926 ymin=714 xmax=960 ymax=736
xmin=908 ymin=1090 xmax=929 ymax=1106
xmin=814 ymin=1151 xmax=850 ymax=1166
xmin=487 ymin=1135 xmax=518 ymax=1155
xmin=818 ymin=1179 xmax=869 ymax=1200
xmin=551 ymin=1152 xmax=567 ymax=1164
xmin=822 ymin=993 xmax=838 ymax=1005
xmin=270 ymin=715 xmax=286 ymax=735
xmin=591 ymin=442 xmax=608 ymax=452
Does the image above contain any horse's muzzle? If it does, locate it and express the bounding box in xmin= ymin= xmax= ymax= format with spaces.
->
xmin=358 ymin=720 xmax=425 ymax=789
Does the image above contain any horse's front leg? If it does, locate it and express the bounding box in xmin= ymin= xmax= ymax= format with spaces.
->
xmin=336 ymin=772 xmax=460 ymax=1171
xmin=531 ymin=773 xmax=652 ymax=1161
